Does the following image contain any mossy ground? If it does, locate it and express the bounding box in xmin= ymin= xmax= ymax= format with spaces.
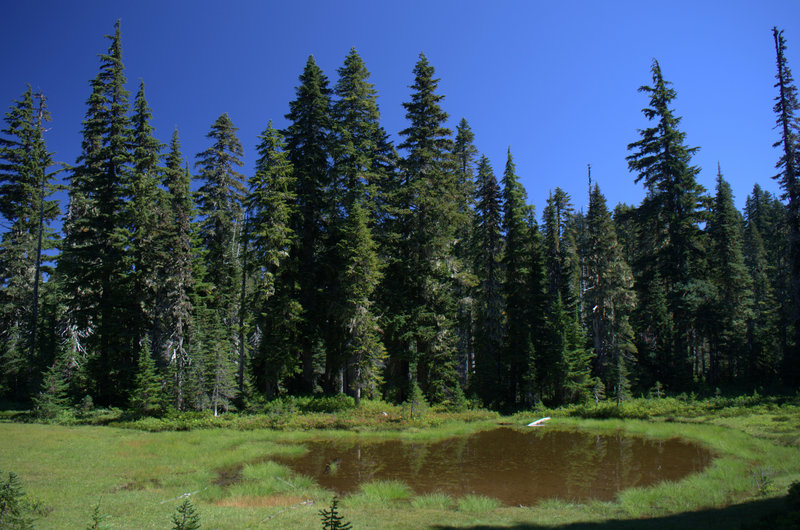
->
xmin=1 ymin=396 xmax=799 ymax=528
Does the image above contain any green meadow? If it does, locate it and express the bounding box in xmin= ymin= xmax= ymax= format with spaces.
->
xmin=2 ymin=397 xmax=799 ymax=528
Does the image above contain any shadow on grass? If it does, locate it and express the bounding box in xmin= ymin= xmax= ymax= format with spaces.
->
xmin=433 ymin=497 xmax=798 ymax=530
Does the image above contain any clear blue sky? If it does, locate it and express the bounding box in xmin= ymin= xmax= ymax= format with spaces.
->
xmin=2 ymin=0 xmax=799 ymax=216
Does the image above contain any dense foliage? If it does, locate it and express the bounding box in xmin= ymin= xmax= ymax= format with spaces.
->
xmin=1 ymin=21 xmax=799 ymax=414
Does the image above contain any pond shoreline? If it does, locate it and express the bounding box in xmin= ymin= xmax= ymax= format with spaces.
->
xmin=1 ymin=396 xmax=799 ymax=528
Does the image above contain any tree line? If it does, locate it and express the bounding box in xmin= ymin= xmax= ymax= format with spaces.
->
xmin=1 ymin=21 xmax=798 ymax=415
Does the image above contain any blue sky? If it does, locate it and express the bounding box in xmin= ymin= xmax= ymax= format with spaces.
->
xmin=2 ymin=0 xmax=799 ymax=217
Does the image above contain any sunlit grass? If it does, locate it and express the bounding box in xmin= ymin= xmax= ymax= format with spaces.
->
xmin=360 ymin=480 xmax=411 ymax=503
xmin=1 ymin=397 xmax=799 ymax=528
xmin=411 ymin=492 xmax=454 ymax=509
xmin=457 ymin=494 xmax=501 ymax=512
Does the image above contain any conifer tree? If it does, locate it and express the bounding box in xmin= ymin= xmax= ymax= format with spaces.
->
xmin=128 ymin=81 xmax=164 ymax=355
xmin=540 ymin=191 xmax=565 ymax=402
xmin=472 ymin=155 xmax=503 ymax=406
xmin=326 ymin=49 xmax=388 ymax=395
xmin=32 ymin=353 xmax=71 ymax=419
xmin=159 ymin=131 xmax=195 ymax=409
xmin=540 ymin=188 xmax=591 ymax=404
xmin=626 ymin=59 xmax=706 ymax=389
xmin=0 ymin=87 xmax=59 ymax=401
xmin=130 ymin=339 xmax=165 ymax=416
xmin=171 ymin=498 xmax=201 ymax=530
xmin=59 ymin=20 xmax=134 ymax=405
xmin=451 ymin=118 xmax=479 ymax=386
xmin=337 ymin=199 xmax=384 ymax=402
xmin=319 ymin=496 xmax=352 ymax=530
xmin=389 ymin=53 xmax=462 ymax=403
xmin=247 ymin=122 xmax=299 ymax=397
xmin=500 ymin=150 xmax=539 ymax=408
xmin=331 ymin=49 xmax=386 ymax=208
xmin=708 ymin=167 xmax=753 ymax=384
xmin=194 ymin=113 xmax=246 ymax=408
xmin=284 ymin=55 xmax=334 ymax=393
xmin=583 ymin=182 xmax=636 ymax=401
xmin=743 ymin=215 xmax=781 ymax=382
xmin=771 ymin=27 xmax=800 ymax=384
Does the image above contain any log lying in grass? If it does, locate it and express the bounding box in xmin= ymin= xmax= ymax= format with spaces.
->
xmin=526 ymin=417 xmax=550 ymax=427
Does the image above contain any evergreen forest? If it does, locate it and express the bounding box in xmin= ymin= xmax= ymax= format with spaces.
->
xmin=2 ymin=21 xmax=800 ymax=416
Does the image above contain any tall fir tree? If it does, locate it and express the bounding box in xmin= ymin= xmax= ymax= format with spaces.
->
xmin=283 ymin=55 xmax=334 ymax=394
xmin=472 ymin=155 xmax=503 ymax=407
xmin=194 ymin=113 xmax=246 ymax=409
xmin=128 ymin=81 xmax=165 ymax=356
xmin=247 ymin=122 xmax=300 ymax=398
xmin=541 ymin=188 xmax=590 ymax=404
xmin=771 ymin=27 xmax=800 ymax=384
xmin=389 ymin=53 xmax=462 ymax=404
xmin=743 ymin=211 xmax=781 ymax=383
xmin=0 ymin=87 xmax=59 ymax=402
xmin=451 ymin=118 xmax=479 ymax=387
xmin=707 ymin=167 xmax=753 ymax=384
xmin=500 ymin=149 xmax=540 ymax=408
xmin=58 ymin=20 xmax=134 ymax=405
xmin=336 ymin=199 xmax=385 ymax=402
xmin=326 ymin=49 xmax=388 ymax=395
xmin=583 ymin=182 xmax=636 ymax=402
xmin=159 ymin=130 xmax=196 ymax=409
xmin=626 ymin=59 xmax=707 ymax=389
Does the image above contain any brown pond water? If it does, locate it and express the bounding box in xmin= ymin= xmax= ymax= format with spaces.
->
xmin=273 ymin=427 xmax=713 ymax=505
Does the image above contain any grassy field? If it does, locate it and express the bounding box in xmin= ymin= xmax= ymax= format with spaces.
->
xmin=1 ymin=397 xmax=799 ymax=528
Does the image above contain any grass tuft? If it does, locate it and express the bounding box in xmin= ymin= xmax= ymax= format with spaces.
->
xmin=358 ymin=480 xmax=412 ymax=502
xmin=411 ymin=492 xmax=454 ymax=509
xmin=457 ymin=494 xmax=501 ymax=512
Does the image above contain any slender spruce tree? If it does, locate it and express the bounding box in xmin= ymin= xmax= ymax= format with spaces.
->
xmin=583 ymin=182 xmax=636 ymax=402
xmin=336 ymin=199 xmax=384 ymax=402
xmin=451 ymin=118 xmax=479 ymax=387
xmin=391 ymin=53 xmax=462 ymax=404
xmin=743 ymin=209 xmax=781 ymax=383
xmin=0 ymin=87 xmax=59 ymax=402
xmin=500 ymin=149 xmax=538 ymax=408
xmin=247 ymin=121 xmax=299 ymax=398
xmin=283 ymin=55 xmax=334 ymax=394
xmin=707 ymin=167 xmax=753 ymax=384
xmin=472 ymin=155 xmax=503 ymax=407
xmin=771 ymin=27 xmax=800 ymax=384
xmin=326 ymin=49 xmax=387 ymax=395
xmin=541 ymin=188 xmax=591 ymax=404
xmin=159 ymin=130 xmax=195 ymax=409
xmin=626 ymin=59 xmax=707 ymax=389
xmin=59 ymin=20 xmax=134 ymax=405
xmin=194 ymin=113 xmax=246 ymax=410
xmin=128 ymin=81 xmax=165 ymax=361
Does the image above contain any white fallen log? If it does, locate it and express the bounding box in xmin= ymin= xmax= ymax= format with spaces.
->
xmin=526 ymin=416 xmax=551 ymax=427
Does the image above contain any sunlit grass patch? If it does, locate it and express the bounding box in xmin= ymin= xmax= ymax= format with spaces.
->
xmin=344 ymin=479 xmax=412 ymax=507
xmin=410 ymin=492 xmax=454 ymax=509
xmin=359 ymin=479 xmax=412 ymax=501
xmin=457 ymin=494 xmax=501 ymax=512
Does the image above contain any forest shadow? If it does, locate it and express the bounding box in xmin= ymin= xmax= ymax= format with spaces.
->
xmin=433 ymin=497 xmax=796 ymax=530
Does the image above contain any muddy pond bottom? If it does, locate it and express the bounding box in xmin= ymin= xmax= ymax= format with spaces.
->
xmin=274 ymin=427 xmax=713 ymax=505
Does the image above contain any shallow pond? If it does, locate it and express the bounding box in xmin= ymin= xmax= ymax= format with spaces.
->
xmin=275 ymin=427 xmax=713 ymax=505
